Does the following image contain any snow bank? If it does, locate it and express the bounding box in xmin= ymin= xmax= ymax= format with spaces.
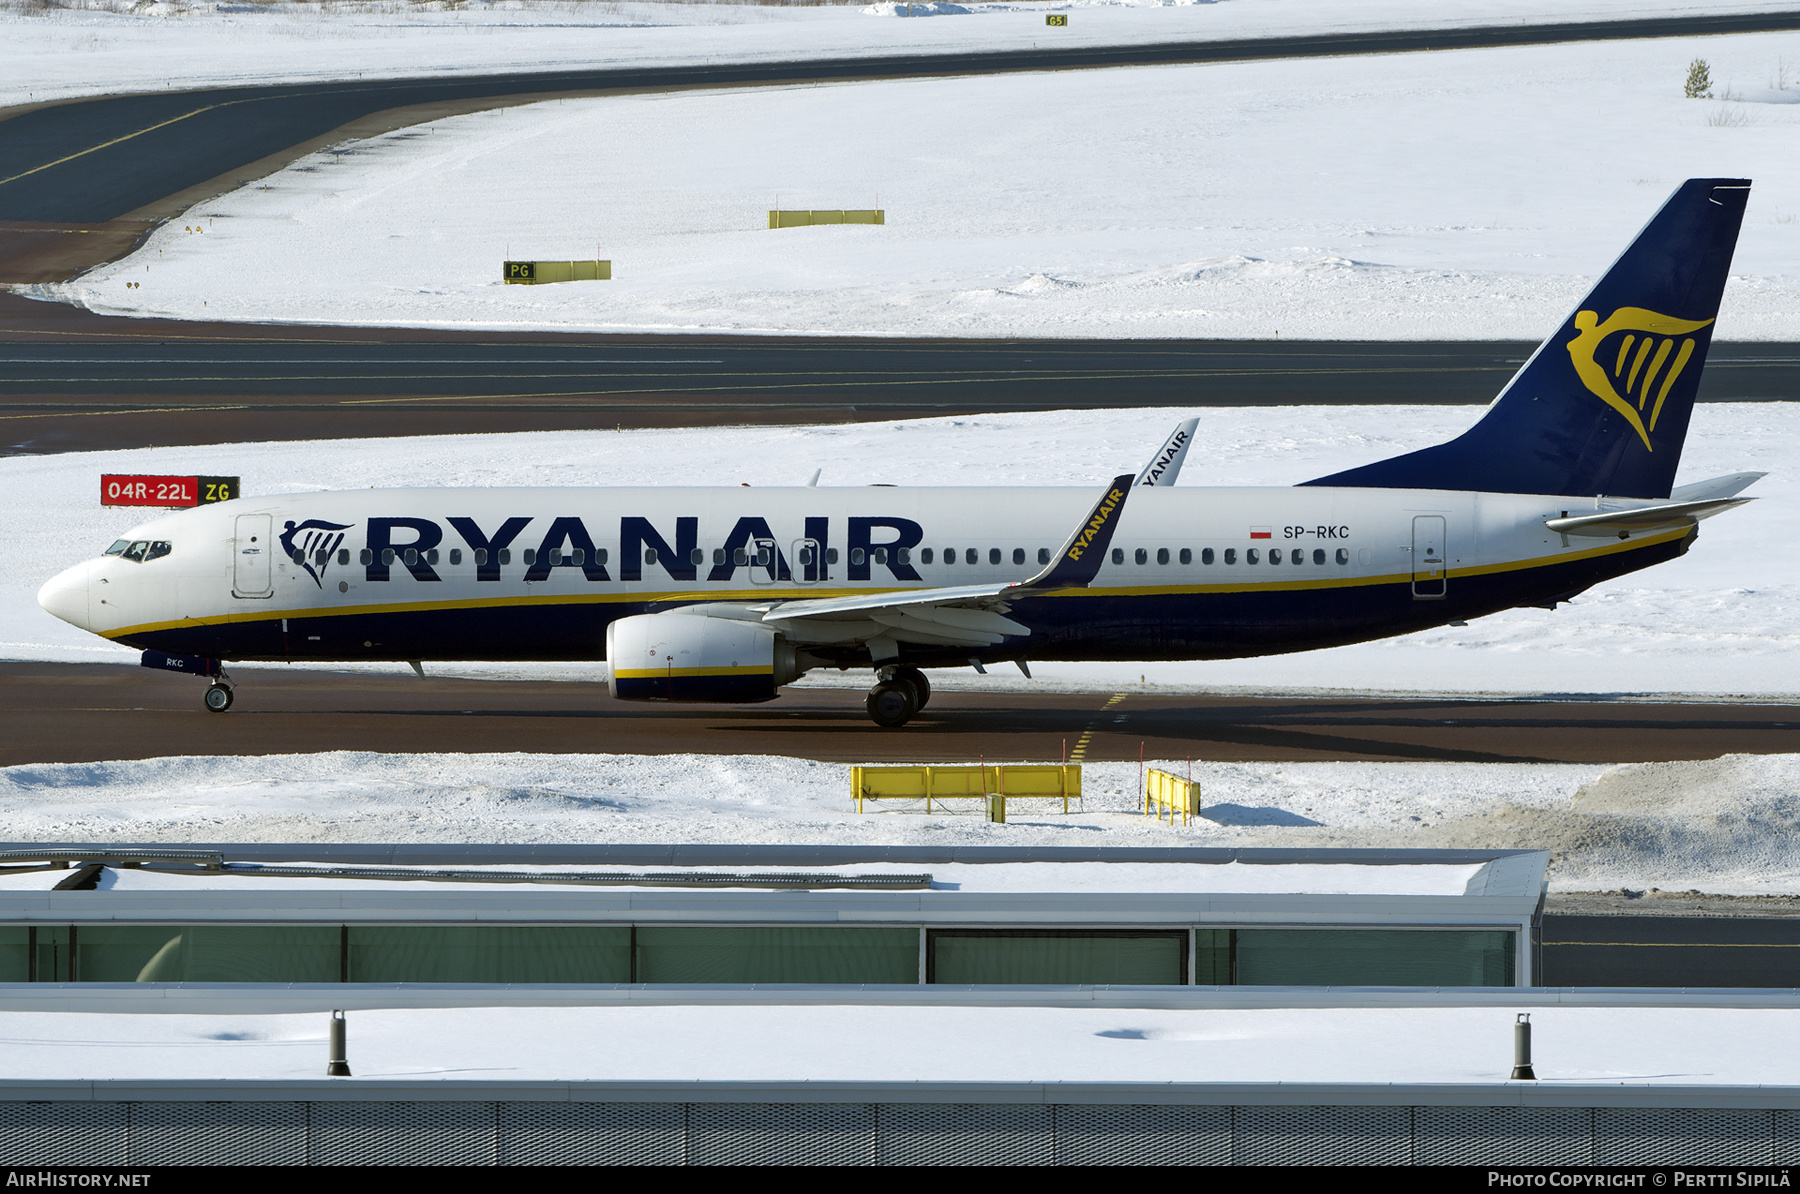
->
xmin=9 ymin=750 xmax=1800 ymax=893
xmin=46 ymin=32 xmax=1800 ymax=339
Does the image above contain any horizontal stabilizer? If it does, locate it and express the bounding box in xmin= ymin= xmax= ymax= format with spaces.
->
xmin=1545 ymin=497 xmax=1750 ymax=537
xmin=1670 ymin=471 xmax=1767 ymax=503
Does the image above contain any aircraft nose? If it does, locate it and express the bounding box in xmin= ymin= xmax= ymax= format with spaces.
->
xmin=36 ymin=560 xmax=91 ymax=630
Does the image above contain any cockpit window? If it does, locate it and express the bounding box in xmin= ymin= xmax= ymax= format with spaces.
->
xmin=145 ymin=541 xmax=172 ymax=561
xmin=121 ymin=541 xmax=150 ymax=563
xmin=104 ymin=540 xmax=130 ymax=556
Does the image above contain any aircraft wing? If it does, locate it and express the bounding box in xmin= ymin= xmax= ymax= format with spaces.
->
xmin=761 ymin=472 xmax=1135 ymax=654
xmin=1544 ymin=497 xmax=1751 ymax=537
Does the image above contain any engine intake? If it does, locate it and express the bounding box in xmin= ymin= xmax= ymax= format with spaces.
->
xmin=606 ymin=612 xmax=802 ymax=703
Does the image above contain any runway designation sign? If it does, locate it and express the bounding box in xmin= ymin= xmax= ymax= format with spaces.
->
xmin=102 ymin=475 xmax=239 ymax=508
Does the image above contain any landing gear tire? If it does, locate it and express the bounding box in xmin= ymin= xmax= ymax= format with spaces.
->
xmin=894 ymin=666 xmax=931 ymax=711
xmin=866 ymin=680 xmax=918 ymax=728
xmin=203 ymin=683 xmax=234 ymax=713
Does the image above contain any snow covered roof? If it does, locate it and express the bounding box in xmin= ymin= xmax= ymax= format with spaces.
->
xmin=0 ymin=845 xmax=1545 ymax=927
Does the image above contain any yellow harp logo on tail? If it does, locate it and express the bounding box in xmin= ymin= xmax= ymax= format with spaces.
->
xmin=1565 ymin=307 xmax=1714 ymax=451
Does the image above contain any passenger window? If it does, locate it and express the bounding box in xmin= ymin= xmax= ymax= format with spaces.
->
xmin=404 ymin=549 xmax=419 ymax=566
xmin=966 ymin=548 xmax=978 ymax=565
xmin=689 ymin=548 xmax=703 ymax=566
xmin=104 ymin=540 xmax=130 ymax=556
xmin=1313 ymin=549 xmax=1325 ymax=565
xmin=337 ymin=549 xmax=350 ymax=566
xmin=1224 ymin=548 xmax=1236 ymax=565
xmin=596 ymin=549 xmax=607 ymax=565
xmin=522 ymin=548 xmax=536 ymax=566
xmin=1247 ymin=548 xmax=1259 ymax=565
xmin=360 ymin=549 xmax=373 ymax=565
xmin=874 ymin=547 xmax=888 ymax=565
xmin=1134 ymin=548 xmax=1147 ymax=565
xmin=644 ymin=547 xmax=658 ymax=566
xmin=1157 ymin=548 xmax=1170 ymax=565
xmin=449 ymin=549 xmax=462 ymax=566
xmin=943 ymin=548 xmax=955 ymax=565
xmin=987 ymin=548 xmax=999 ymax=565
xmin=921 ymin=548 xmax=934 ymax=564
xmin=146 ymin=542 xmax=171 ymax=562
xmin=474 ymin=549 xmax=488 ymax=566
xmin=755 ymin=546 xmax=771 ymax=566
xmin=1111 ymin=548 xmax=1124 ymax=565
xmin=734 ymin=548 xmax=747 ymax=565
xmin=1336 ymin=548 xmax=1350 ymax=565
xmin=1269 ymin=549 xmax=1280 ymax=566
xmin=827 ymin=548 xmax=839 ymax=565
xmin=123 ymin=541 xmax=149 ymax=563
xmin=898 ymin=548 xmax=910 ymax=565
xmin=1200 ymin=548 xmax=1213 ymax=565
xmin=499 ymin=549 xmax=511 ymax=565
xmin=1038 ymin=548 xmax=1050 ymax=565
xmin=572 ymin=549 xmax=586 ymax=565
xmin=381 ymin=548 xmax=396 ymax=565
xmin=426 ymin=549 xmax=439 ymax=565
xmin=1012 ymin=548 xmax=1025 ymax=566
xmin=1289 ymin=549 xmax=1302 ymax=565
xmin=713 ymin=548 xmax=726 ymax=566
xmin=851 ymin=548 xmax=866 ymax=565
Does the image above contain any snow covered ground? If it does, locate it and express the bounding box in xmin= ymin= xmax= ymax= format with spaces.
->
xmin=8 ymin=750 xmax=1800 ymax=894
xmin=6 ymin=405 xmax=1794 ymax=698
xmin=43 ymin=28 xmax=1800 ymax=339
xmin=1 ymin=0 xmax=1788 ymax=110
xmin=6 ymin=1003 xmax=1796 ymax=1086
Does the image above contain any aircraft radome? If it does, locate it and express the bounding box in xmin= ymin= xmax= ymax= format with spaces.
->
xmin=39 ymin=179 xmax=1763 ymax=727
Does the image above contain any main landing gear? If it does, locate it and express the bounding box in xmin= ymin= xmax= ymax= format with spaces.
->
xmin=203 ymin=673 xmax=236 ymax=713
xmin=866 ymin=665 xmax=931 ymax=728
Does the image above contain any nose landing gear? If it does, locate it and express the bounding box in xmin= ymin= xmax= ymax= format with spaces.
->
xmin=865 ymin=665 xmax=931 ymax=728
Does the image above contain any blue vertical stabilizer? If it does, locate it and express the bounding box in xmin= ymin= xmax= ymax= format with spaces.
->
xmin=1303 ymin=179 xmax=1750 ymax=498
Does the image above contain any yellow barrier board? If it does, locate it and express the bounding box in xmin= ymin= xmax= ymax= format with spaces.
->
xmin=503 ymin=260 xmax=612 ymax=285
xmin=768 ymin=210 xmax=885 ymax=229
xmin=1144 ymin=768 xmax=1201 ymax=826
xmin=852 ymin=764 xmax=1080 ymax=814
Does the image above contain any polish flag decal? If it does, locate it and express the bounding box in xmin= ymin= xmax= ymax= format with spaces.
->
xmin=1250 ymin=526 xmax=1272 ymax=539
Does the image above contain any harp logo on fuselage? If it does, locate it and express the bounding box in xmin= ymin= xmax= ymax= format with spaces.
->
xmin=1564 ymin=307 xmax=1715 ymax=451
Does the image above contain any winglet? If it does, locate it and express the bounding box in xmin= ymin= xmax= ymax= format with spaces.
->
xmin=1020 ymin=473 xmax=1135 ymax=589
xmin=1137 ymin=418 xmax=1197 ymax=486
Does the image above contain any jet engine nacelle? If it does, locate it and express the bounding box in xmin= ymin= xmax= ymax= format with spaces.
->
xmin=606 ymin=612 xmax=802 ymax=703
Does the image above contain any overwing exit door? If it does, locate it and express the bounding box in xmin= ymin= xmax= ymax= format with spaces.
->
xmin=1412 ymin=515 xmax=1447 ymax=599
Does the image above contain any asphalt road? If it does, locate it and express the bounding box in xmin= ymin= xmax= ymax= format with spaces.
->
xmin=5 ymin=10 xmax=1799 ymax=226
xmin=1541 ymin=915 xmax=1800 ymax=988
xmin=6 ymin=661 xmax=1797 ymax=768
xmin=1 ymin=298 xmax=1794 ymax=453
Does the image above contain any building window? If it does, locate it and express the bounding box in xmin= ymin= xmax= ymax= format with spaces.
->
xmin=927 ymin=930 xmax=1188 ymax=986
xmin=635 ymin=927 xmax=918 ymax=984
xmin=1233 ymin=929 xmax=1515 ymax=987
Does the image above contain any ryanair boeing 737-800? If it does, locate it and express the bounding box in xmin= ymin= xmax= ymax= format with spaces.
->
xmin=37 ymin=179 xmax=1765 ymax=726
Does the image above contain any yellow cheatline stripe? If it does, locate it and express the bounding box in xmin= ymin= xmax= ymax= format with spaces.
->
xmin=614 ymin=665 xmax=773 ymax=678
xmin=98 ymin=529 xmax=1692 ymax=642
